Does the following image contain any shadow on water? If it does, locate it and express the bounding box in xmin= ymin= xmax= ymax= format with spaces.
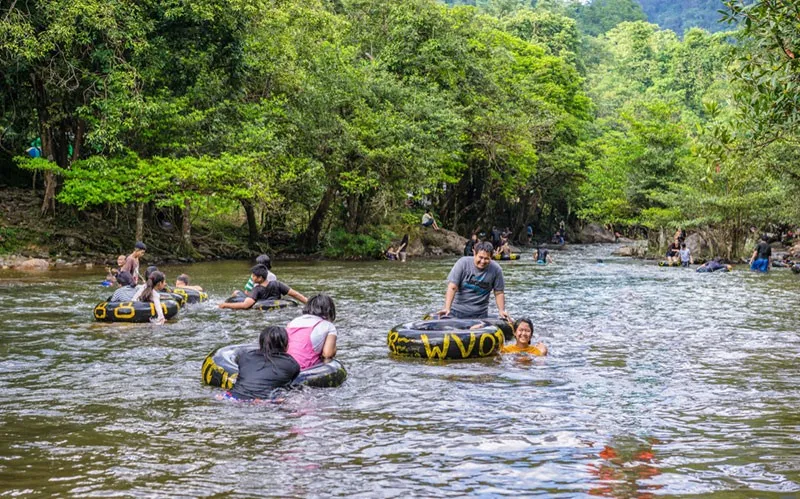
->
xmin=2 ymin=246 xmax=800 ymax=496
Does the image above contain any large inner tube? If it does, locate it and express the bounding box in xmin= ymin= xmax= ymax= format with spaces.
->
xmin=224 ymin=294 xmax=299 ymax=311
xmin=492 ymin=254 xmax=519 ymax=261
xmin=658 ymin=261 xmax=681 ymax=267
xmin=159 ymin=292 xmax=186 ymax=307
xmin=421 ymin=312 xmax=513 ymax=341
xmin=388 ymin=319 xmax=505 ymax=360
xmin=171 ymin=288 xmax=209 ymax=304
xmin=94 ymin=300 xmax=179 ymax=323
xmin=201 ymin=344 xmax=347 ymax=389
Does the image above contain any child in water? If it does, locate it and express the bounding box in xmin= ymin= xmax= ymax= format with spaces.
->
xmin=501 ymin=318 xmax=547 ymax=356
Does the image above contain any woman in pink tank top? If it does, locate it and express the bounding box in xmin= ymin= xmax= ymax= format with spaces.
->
xmin=286 ymin=294 xmax=337 ymax=370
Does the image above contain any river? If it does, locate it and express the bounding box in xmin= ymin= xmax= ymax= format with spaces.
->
xmin=1 ymin=244 xmax=799 ymax=497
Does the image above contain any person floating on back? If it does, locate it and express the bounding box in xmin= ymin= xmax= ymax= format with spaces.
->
xmin=438 ymin=241 xmax=510 ymax=320
xmin=749 ymin=234 xmax=772 ymax=272
xmin=219 ymin=265 xmax=307 ymax=310
xmin=696 ymin=258 xmax=732 ymax=273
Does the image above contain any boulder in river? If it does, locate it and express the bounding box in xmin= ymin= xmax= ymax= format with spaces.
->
xmin=613 ymin=244 xmax=646 ymax=257
xmin=407 ymin=228 xmax=468 ymax=257
xmin=576 ymin=223 xmax=616 ymax=244
xmin=685 ymin=232 xmax=710 ymax=258
xmin=15 ymin=258 xmax=50 ymax=271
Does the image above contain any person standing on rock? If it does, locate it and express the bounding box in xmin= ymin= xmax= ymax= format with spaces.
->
xmin=120 ymin=242 xmax=147 ymax=284
xmin=439 ymin=241 xmax=510 ymax=320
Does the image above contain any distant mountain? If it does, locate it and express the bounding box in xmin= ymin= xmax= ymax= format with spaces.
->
xmin=637 ymin=0 xmax=731 ymax=34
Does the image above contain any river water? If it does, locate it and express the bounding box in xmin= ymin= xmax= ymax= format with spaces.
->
xmin=1 ymin=244 xmax=800 ymax=497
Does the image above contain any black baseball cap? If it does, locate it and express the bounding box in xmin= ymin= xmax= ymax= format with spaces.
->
xmin=116 ymin=271 xmax=133 ymax=286
xmin=134 ymin=241 xmax=147 ymax=251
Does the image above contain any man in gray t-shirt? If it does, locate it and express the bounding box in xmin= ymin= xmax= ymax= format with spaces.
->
xmin=439 ymin=241 xmax=509 ymax=319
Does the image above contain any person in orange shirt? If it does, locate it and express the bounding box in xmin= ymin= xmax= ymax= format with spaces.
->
xmin=501 ymin=318 xmax=547 ymax=356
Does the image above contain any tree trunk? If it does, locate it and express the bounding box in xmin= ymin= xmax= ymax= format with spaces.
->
xmin=181 ymin=198 xmax=193 ymax=254
xmin=300 ymin=183 xmax=337 ymax=251
xmin=242 ymin=199 xmax=259 ymax=247
xmin=136 ymin=202 xmax=144 ymax=242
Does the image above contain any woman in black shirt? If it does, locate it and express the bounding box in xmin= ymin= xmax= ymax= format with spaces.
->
xmin=230 ymin=326 xmax=301 ymax=401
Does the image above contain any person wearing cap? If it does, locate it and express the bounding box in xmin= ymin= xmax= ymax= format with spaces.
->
xmin=120 ymin=242 xmax=147 ymax=284
xmin=109 ymin=271 xmax=140 ymax=302
xmin=438 ymin=241 xmax=510 ymax=320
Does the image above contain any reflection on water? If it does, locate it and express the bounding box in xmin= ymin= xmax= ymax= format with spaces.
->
xmin=2 ymin=245 xmax=800 ymax=496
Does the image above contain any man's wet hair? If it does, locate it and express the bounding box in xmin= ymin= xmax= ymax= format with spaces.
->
xmin=475 ymin=241 xmax=494 ymax=254
xmin=250 ymin=265 xmax=269 ymax=280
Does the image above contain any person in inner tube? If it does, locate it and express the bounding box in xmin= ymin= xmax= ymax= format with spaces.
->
xmin=439 ymin=241 xmax=510 ymax=320
xmin=232 ymin=254 xmax=277 ymax=298
xmin=109 ymin=271 xmax=138 ymax=302
xmin=175 ymin=274 xmax=204 ymax=292
xmin=219 ymin=265 xmax=307 ymax=309
xmin=228 ymin=326 xmax=300 ymax=401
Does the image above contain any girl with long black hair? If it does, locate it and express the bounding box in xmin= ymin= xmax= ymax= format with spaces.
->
xmin=132 ymin=270 xmax=168 ymax=324
xmin=230 ymin=326 xmax=301 ymax=400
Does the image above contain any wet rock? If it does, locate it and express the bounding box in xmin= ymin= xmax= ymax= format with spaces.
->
xmin=408 ymin=228 xmax=468 ymax=257
xmin=85 ymin=262 xmax=94 ymax=269
xmin=15 ymin=258 xmax=50 ymax=271
xmin=613 ymin=245 xmax=646 ymax=257
xmin=576 ymin=224 xmax=616 ymax=244
xmin=685 ymin=233 xmax=710 ymax=257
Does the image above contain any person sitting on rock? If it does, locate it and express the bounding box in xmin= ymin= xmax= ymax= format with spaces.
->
xmin=219 ymin=265 xmax=307 ymax=310
xmin=421 ymin=210 xmax=440 ymax=230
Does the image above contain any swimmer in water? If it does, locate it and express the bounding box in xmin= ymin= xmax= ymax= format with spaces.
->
xmin=534 ymin=247 xmax=554 ymax=264
xmin=501 ymin=318 xmax=547 ymax=356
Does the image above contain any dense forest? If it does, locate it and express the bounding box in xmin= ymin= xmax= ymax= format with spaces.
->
xmin=0 ymin=0 xmax=796 ymax=259
xmin=638 ymin=0 xmax=728 ymax=34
